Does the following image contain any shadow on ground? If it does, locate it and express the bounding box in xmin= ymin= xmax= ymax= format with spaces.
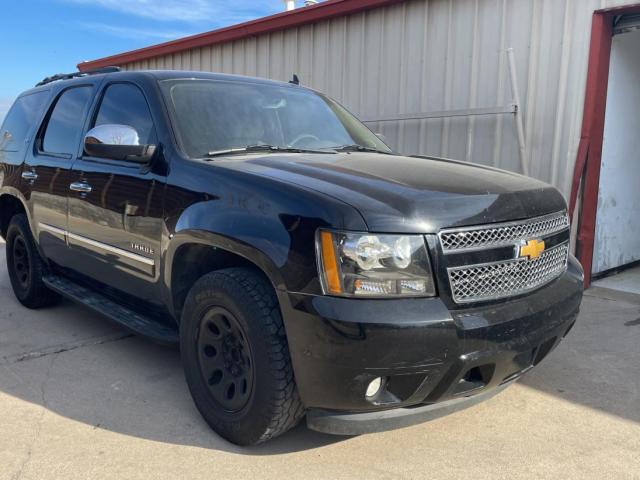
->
xmin=0 ymin=294 xmax=349 ymax=455
xmin=1 ymin=237 xmax=638 ymax=454
xmin=520 ymin=289 xmax=640 ymax=423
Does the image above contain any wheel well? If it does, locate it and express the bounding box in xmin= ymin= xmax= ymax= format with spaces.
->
xmin=171 ymin=243 xmax=273 ymax=320
xmin=0 ymin=195 xmax=26 ymax=240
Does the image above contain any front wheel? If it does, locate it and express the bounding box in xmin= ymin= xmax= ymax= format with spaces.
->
xmin=180 ymin=267 xmax=304 ymax=445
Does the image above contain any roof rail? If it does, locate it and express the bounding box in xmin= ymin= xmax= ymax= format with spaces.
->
xmin=35 ymin=66 xmax=121 ymax=87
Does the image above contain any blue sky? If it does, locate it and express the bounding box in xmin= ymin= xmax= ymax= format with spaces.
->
xmin=0 ymin=0 xmax=288 ymax=123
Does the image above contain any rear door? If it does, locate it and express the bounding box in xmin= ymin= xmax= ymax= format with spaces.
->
xmin=66 ymin=81 xmax=166 ymax=305
xmin=23 ymin=84 xmax=96 ymax=267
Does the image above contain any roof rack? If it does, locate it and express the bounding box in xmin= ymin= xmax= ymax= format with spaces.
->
xmin=35 ymin=66 xmax=121 ymax=87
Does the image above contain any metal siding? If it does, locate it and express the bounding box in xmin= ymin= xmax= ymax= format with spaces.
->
xmin=119 ymin=0 xmax=636 ymax=198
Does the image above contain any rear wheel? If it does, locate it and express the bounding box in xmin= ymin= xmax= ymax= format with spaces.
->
xmin=5 ymin=214 xmax=60 ymax=308
xmin=180 ymin=267 xmax=304 ymax=446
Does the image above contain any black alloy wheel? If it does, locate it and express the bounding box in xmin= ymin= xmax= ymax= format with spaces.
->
xmin=11 ymin=234 xmax=31 ymax=289
xmin=196 ymin=307 xmax=254 ymax=412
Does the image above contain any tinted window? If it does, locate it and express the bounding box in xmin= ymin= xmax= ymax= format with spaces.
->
xmin=93 ymin=83 xmax=155 ymax=145
xmin=42 ymin=87 xmax=92 ymax=156
xmin=0 ymin=92 xmax=49 ymax=152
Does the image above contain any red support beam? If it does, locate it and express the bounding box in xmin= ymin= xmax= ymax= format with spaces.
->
xmin=595 ymin=2 xmax=640 ymax=14
xmin=571 ymin=12 xmax=613 ymax=287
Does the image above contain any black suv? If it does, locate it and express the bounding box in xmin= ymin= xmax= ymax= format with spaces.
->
xmin=0 ymin=69 xmax=583 ymax=445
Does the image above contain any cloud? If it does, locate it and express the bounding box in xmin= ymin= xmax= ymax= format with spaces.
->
xmin=64 ymin=0 xmax=282 ymax=23
xmin=79 ymin=22 xmax=195 ymax=40
xmin=0 ymin=98 xmax=15 ymax=126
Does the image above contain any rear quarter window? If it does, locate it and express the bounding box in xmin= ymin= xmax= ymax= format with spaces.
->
xmin=0 ymin=91 xmax=49 ymax=152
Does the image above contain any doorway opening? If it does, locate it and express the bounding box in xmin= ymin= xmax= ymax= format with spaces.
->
xmin=571 ymin=6 xmax=640 ymax=291
xmin=591 ymin=20 xmax=640 ymax=294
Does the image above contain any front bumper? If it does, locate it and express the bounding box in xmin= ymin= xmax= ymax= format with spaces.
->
xmin=307 ymin=379 xmax=513 ymax=435
xmin=278 ymin=256 xmax=583 ymax=435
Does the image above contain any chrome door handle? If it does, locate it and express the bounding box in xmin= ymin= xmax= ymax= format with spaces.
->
xmin=70 ymin=181 xmax=92 ymax=193
xmin=21 ymin=171 xmax=38 ymax=181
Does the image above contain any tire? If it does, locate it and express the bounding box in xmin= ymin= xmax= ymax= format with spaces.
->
xmin=5 ymin=214 xmax=60 ymax=309
xmin=180 ymin=267 xmax=305 ymax=446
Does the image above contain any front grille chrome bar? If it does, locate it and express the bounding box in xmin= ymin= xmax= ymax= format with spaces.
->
xmin=439 ymin=211 xmax=569 ymax=254
xmin=447 ymin=242 xmax=569 ymax=304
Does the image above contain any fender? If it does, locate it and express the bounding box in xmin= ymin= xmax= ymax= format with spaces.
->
xmin=164 ymin=227 xmax=289 ymax=297
xmin=0 ymin=187 xmax=34 ymax=237
xmin=163 ymin=195 xmax=332 ymax=304
xmin=161 ymin=159 xmax=369 ymax=290
xmin=0 ymin=187 xmax=30 ymax=217
xmin=159 ymin=157 xmax=369 ymax=318
xmin=0 ymin=187 xmax=60 ymax=269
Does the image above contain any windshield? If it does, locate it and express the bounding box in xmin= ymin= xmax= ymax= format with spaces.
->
xmin=160 ymin=79 xmax=391 ymax=158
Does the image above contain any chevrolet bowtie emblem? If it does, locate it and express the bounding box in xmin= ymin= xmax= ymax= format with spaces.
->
xmin=519 ymin=239 xmax=545 ymax=260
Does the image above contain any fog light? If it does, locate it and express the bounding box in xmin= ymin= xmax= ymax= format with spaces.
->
xmin=365 ymin=377 xmax=383 ymax=398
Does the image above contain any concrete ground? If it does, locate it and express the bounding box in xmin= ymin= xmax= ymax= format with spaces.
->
xmin=0 ymin=239 xmax=639 ymax=480
xmin=593 ymin=264 xmax=640 ymax=295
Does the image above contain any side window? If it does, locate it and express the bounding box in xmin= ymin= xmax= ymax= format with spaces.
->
xmin=42 ymin=86 xmax=92 ymax=156
xmin=93 ymin=83 xmax=156 ymax=145
xmin=0 ymin=92 xmax=49 ymax=152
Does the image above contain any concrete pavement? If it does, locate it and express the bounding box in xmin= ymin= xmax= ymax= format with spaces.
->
xmin=0 ymin=238 xmax=639 ymax=480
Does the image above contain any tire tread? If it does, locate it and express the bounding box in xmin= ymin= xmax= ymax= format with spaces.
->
xmin=221 ymin=268 xmax=304 ymax=443
xmin=181 ymin=267 xmax=304 ymax=445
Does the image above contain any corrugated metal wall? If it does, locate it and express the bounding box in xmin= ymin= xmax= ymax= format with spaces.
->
xmin=122 ymin=0 xmax=632 ymax=198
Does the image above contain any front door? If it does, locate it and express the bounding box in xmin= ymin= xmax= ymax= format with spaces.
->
xmin=66 ymin=81 xmax=166 ymax=305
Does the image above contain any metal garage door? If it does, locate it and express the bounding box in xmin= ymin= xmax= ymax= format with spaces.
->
xmin=614 ymin=14 xmax=640 ymax=34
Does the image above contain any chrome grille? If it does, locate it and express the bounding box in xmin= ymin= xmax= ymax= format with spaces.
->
xmin=439 ymin=211 xmax=569 ymax=253
xmin=448 ymin=243 xmax=569 ymax=304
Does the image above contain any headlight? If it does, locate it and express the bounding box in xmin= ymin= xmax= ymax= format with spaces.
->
xmin=316 ymin=230 xmax=436 ymax=297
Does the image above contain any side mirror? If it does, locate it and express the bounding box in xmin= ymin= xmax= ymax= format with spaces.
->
xmin=84 ymin=124 xmax=156 ymax=163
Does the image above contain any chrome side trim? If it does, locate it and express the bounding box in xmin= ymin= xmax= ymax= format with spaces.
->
xmin=67 ymin=232 xmax=155 ymax=266
xmin=37 ymin=222 xmax=154 ymax=267
xmin=38 ymin=222 xmax=67 ymax=237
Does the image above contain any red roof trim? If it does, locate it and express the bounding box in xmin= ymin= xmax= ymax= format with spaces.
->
xmin=595 ymin=2 xmax=640 ymax=14
xmin=77 ymin=0 xmax=404 ymax=71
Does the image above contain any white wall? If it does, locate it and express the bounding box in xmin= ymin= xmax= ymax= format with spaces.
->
xmin=593 ymin=28 xmax=640 ymax=274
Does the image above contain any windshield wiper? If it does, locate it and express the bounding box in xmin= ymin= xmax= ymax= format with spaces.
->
xmin=205 ymin=144 xmax=333 ymax=158
xmin=332 ymin=144 xmax=393 ymax=154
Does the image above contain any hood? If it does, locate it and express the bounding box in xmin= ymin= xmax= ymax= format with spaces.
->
xmin=220 ymin=152 xmax=567 ymax=233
